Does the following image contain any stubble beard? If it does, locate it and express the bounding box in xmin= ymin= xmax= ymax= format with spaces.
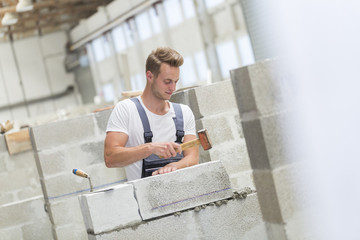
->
xmin=151 ymin=83 xmax=170 ymax=101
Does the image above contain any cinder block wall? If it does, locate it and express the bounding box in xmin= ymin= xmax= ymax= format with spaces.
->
xmin=29 ymin=110 xmax=127 ymax=240
xmin=0 ymin=134 xmax=52 ymax=240
xmin=0 ymin=135 xmax=41 ymax=205
xmin=171 ymin=81 xmax=254 ymax=190
xmin=79 ymin=161 xmax=266 ymax=240
xmin=231 ymin=59 xmax=309 ymax=240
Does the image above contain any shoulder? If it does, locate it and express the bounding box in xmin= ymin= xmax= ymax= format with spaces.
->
xmin=171 ymin=102 xmax=195 ymax=120
xmin=113 ymin=98 xmax=136 ymax=112
xmin=179 ymin=103 xmax=194 ymax=116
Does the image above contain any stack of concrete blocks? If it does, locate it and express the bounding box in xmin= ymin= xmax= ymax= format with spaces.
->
xmin=171 ymin=81 xmax=254 ymax=190
xmin=0 ymin=134 xmax=52 ymax=239
xmin=29 ymin=110 xmax=127 ymax=240
xmin=230 ymin=59 xmax=310 ymax=240
xmin=79 ymin=161 xmax=267 ymax=239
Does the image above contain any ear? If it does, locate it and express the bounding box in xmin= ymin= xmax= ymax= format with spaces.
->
xmin=146 ymin=71 xmax=153 ymax=83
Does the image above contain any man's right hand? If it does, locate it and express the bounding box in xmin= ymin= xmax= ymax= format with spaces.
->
xmin=149 ymin=142 xmax=182 ymax=158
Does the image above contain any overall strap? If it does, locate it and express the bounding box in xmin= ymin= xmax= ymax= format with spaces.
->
xmin=130 ymin=98 xmax=153 ymax=143
xmin=172 ymin=103 xmax=184 ymax=144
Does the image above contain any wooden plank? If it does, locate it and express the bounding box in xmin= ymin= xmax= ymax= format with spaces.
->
xmin=5 ymin=128 xmax=33 ymax=155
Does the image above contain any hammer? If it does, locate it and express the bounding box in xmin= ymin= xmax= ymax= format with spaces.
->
xmin=158 ymin=129 xmax=212 ymax=158
xmin=180 ymin=129 xmax=212 ymax=151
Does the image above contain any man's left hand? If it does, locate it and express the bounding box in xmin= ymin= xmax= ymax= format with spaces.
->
xmin=152 ymin=163 xmax=178 ymax=176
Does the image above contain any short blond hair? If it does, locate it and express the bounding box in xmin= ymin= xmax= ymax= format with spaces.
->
xmin=146 ymin=47 xmax=184 ymax=77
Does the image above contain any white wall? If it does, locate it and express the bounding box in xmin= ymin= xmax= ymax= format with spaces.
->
xmin=0 ymin=31 xmax=78 ymax=123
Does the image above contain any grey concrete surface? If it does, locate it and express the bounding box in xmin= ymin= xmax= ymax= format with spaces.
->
xmin=79 ymin=184 xmax=141 ymax=234
xmin=88 ymin=193 xmax=266 ymax=240
xmin=129 ymin=161 xmax=233 ymax=220
xmin=230 ymin=59 xmax=292 ymax=118
xmin=30 ymin=114 xmax=97 ymax=151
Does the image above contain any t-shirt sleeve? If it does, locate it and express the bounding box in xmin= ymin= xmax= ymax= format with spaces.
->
xmin=106 ymin=100 xmax=130 ymax=135
xmin=182 ymin=105 xmax=196 ymax=136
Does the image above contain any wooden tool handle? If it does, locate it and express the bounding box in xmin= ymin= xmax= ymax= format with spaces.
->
xmin=180 ymin=139 xmax=200 ymax=151
xmin=73 ymin=169 xmax=89 ymax=178
xmin=158 ymin=139 xmax=200 ymax=158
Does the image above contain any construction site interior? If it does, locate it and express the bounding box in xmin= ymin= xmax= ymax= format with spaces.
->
xmin=1 ymin=0 xmax=359 ymax=239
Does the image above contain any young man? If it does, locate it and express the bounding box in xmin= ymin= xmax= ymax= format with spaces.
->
xmin=104 ymin=47 xmax=199 ymax=181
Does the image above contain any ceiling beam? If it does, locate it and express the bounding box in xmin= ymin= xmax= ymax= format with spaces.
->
xmin=3 ymin=15 xmax=89 ymax=34
xmin=0 ymin=0 xmax=109 ymax=14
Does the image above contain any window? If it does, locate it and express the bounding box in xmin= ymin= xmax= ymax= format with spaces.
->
xmin=180 ymin=57 xmax=197 ymax=86
xmin=112 ymin=25 xmax=127 ymax=52
xmin=216 ymin=41 xmax=240 ymax=78
xmin=124 ymin=22 xmax=134 ymax=46
xmin=204 ymin=0 xmax=224 ymax=9
xmin=194 ymin=51 xmax=208 ymax=82
xmin=103 ymin=83 xmax=115 ymax=102
xmin=91 ymin=36 xmax=111 ymax=62
xmin=149 ymin=7 xmax=161 ymax=34
xmin=135 ymin=11 xmax=153 ymax=40
xmin=164 ymin=0 xmax=183 ymax=27
xmin=182 ymin=0 xmax=195 ymax=19
xmin=131 ymin=73 xmax=145 ymax=90
xmin=237 ymin=35 xmax=255 ymax=66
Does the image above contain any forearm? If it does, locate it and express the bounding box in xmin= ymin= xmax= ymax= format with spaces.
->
xmin=104 ymin=144 xmax=152 ymax=168
xmin=173 ymin=153 xmax=199 ymax=169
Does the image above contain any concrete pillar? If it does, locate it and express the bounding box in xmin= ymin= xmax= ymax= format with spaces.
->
xmin=230 ymin=59 xmax=308 ymax=240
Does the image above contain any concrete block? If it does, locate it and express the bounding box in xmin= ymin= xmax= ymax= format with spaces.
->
xmin=37 ymin=149 xmax=68 ymax=178
xmin=94 ymin=109 xmax=112 ymax=134
xmin=79 ymin=184 xmax=141 ymax=234
xmin=195 ymin=115 xmax=235 ymax=146
xmin=253 ymin=169 xmax=283 ymax=223
xmin=0 ymin=135 xmax=7 ymax=152
xmin=235 ymin=113 xmax=244 ymax=138
xmin=0 ymin=155 xmax=6 ymax=173
xmin=42 ymin=172 xmax=92 ymax=201
xmin=43 ymin=163 xmax=126 ymax=202
xmin=272 ymin=163 xmax=309 ymax=223
xmin=0 ymin=196 xmax=47 ymax=228
xmin=188 ymin=80 xmax=238 ymax=120
xmin=129 ymin=161 xmax=233 ymax=220
xmin=230 ymin=59 xmax=293 ymax=117
xmin=30 ymin=114 xmax=97 ymax=151
xmin=0 ymin=227 xmax=23 ymax=240
xmin=0 ymin=168 xmax=38 ymax=192
xmin=6 ymin=151 xmax=36 ymax=171
xmin=53 ymin=223 xmax=88 ymax=240
xmin=38 ymin=139 xmax=105 ymax=177
xmin=242 ymin=113 xmax=295 ymax=170
xmin=89 ymin=193 xmax=267 ymax=240
xmin=22 ymin=218 xmax=53 ymax=240
xmin=48 ymin=197 xmax=85 ymax=226
xmin=17 ymin=185 xmax=43 ymax=201
xmin=265 ymin=222 xmax=287 ymax=240
xmin=209 ymin=140 xmax=251 ymax=174
xmin=229 ymin=169 xmax=255 ymax=190
xmin=170 ymin=88 xmax=191 ymax=106
xmin=0 ymin=192 xmax=14 ymax=205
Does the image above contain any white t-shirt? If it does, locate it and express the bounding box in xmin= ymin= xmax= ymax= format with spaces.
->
xmin=106 ymin=96 xmax=196 ymax=181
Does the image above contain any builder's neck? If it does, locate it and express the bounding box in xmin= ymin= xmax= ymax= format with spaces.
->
xmin=141 ymin=91 xmax=169 ymax=115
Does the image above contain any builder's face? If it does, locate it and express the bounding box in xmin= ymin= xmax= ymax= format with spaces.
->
xmin=150 ymin=63 xmax=179 ymax=100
